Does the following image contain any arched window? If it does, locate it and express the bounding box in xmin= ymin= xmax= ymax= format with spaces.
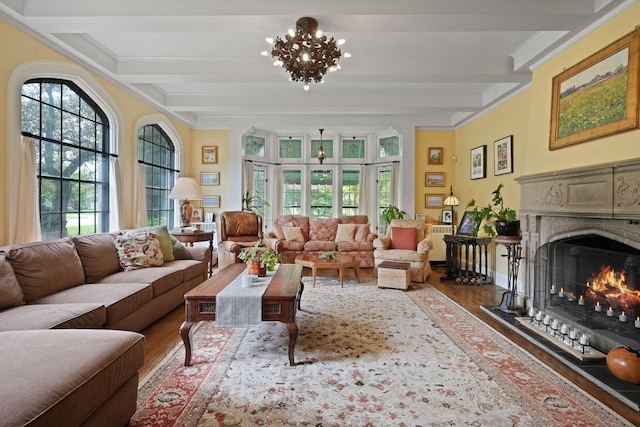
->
xmin=21 ymin=78 xmax=111 ymax=239
xmin=137 ymin=124 xmax=177 ymax=226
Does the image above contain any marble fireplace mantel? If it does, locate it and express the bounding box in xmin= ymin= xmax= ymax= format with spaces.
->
xmin=516 ymin=158 xmax=640 ymax=302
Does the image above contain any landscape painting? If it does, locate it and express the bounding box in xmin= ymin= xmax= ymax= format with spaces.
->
xmin=549 ymin=29 xmax=639 ymax=150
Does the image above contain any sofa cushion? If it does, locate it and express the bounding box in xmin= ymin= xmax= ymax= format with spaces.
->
xmin=275 ymin=215 xmax=310 ymax=241
xmin=339 ymin=215 xmax=369 ymax=225
xmin=5 ymin=239 xmax=85 ymax=302
xmin=355 ymin=224 xmax=371 ymax=242
xmin=131 ymin=225 xmax=175 ymax=262
xmin=337 ymin=241 xmax=374 ymax=252
xmin=114 ymin=232 xmax=164 ymax=271
xmin=0 ymin=303 xmax=106 ymax=331
xmin=391 ymin=227 xmax=417 ymax=250
xmin=282 ymin=226 xmax=305 ymax=242
xmin=335 ymin=223 xmax=358 ymax=242
xmin=73 ymin=233 xmax=122 ymax=283
xmin=33 ymin=283 xmax=153 ymax=327
xmin=0 ymin=329 xmax=144 ymax=427
xmin=309 ymin=218 xmax=339 ymax=241
xmin=279 ymin=240 xmax=306 ymax=251
xmin=304 ymin=240 xmax=337 ymax=252
xmin=272 ymin=221 xmax=294 ymax=240
xmin=162 ymin=260 xmax=204 ymax=282
xmin=0 ymin=254 xmax=24 ymax=309
xmin=97 ymin=267 xmax=184 ymax=298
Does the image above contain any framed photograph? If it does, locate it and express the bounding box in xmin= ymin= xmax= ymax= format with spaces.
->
xmin=201 ymin=146 xmax=218 ymax=164
xmin=200 ymin=172 xmax=220 ymax=186
xmin=441 ymin=209 xmax=453 ymax=224
xmin=202 ymin=196 xmax=221 ymax=208
xmin=494 ymin=135 xmax=513 ymax=176
xmin=204 ymin=212 xmax=214 ymax=223
xmin=428 ymin=147 xmax=443 ymax=165
xmin=425 ymin=193 xmax=445 ymax=208
xmin=425 ymin=172 xmax=445 ymax=187
xmin=415 ymin=213 xmax=426 ymax=221
xmin=470 ymin=145 xmax=487 ymax=180
xmin=549 ymin=29 xmax=640 ymax=150
xmin=457 ymin=211 xmax=479 ymax=236
xmin=191 ymin=208 xmax=203 ymax=222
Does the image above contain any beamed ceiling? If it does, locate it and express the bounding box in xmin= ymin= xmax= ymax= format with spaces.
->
xmin=0 ymin=0 xmax=634 ymax=131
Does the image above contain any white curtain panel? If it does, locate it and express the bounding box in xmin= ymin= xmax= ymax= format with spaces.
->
xmin=12 ymin=136 xmax=41 ymax=244
xmin=358 ymin=164 xmax=369 ymax=216
xmin=390 ymin=161 xmax=400 ymax=207
xmin=134 ymin=163 xmax=148 ymax=228
xmin=109 ymin=156 xmax=123 ymax=231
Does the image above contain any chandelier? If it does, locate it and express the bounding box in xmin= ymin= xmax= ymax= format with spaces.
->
xmin=262 ymin=17 xmax=349 ymax=91
xmin=317 ymin=128 xmax=326 ymax=164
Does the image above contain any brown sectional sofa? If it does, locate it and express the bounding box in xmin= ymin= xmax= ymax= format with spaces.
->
xmin=263 ymin=215 xmax=378 ymax=267
xmin=0 ymin=226 xmax=210 ymax=426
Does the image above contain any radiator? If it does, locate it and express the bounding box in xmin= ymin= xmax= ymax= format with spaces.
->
xmin=430 ymin=224 xmax=456 ymax=262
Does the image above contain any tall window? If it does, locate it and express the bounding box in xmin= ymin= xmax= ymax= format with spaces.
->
xmin=21 ymin=78 xmax=110 ymax=239
xmin=378 ymin=169 xmax=392 ymax=234
xmin=137 ymin=125 xmax=176 ymax=226
xmin=282 ymin=170 xmax=302 ymax=215
xmin=251 ymin=165 xmax=267 ymax=217
xmin=341 ymin=170 xmax=360 ymax=216
xmin=310 ymin=170 xmax=333 ymax=218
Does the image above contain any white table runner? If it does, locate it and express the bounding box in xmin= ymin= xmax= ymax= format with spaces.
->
xmin=215 ymin=268 xmax=275 ymax=327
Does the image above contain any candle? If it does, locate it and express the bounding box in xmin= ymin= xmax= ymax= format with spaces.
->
xmin=635 ymin=317 xmax=640 ymax=328
xmin=543 ymin=315 xmax=552 ymax=326
xmin=560 ymin=323 xmax=569 ymax=334
xmin=578 ymin=295 xmax=585 ymax=306
xmin=607 ymin=307 xmax=615 ymax=317
xmin=558 ymin=288 xmax=565 ymax=298
xmin=536 ymin=311 xmax=543 ymax=321
xmin=579 ymin=333 xmax=590 ymax=346
xmin=569 ymin=329 xmax=579 ymax=340
xmin=619 ymin=311 xmax=628 ymax=322
xmin=551 ymin=319 xmax=560 ymax=330
xmin=595 ymin=302 xmax=602 ymax=312
xmin=528 ymin=307 xmax=536 ymax=318
xmin=550 ymin=285 xmax=557 ymax=295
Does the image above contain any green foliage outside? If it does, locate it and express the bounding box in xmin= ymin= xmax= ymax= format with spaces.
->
xmin=558 ymin=72 xmax=627 ymax=138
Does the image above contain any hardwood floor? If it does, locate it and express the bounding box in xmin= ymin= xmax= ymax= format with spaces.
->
xmin=139 ymin=266 xmax=639 ymax=424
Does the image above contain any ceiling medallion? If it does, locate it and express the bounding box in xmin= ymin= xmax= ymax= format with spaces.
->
xmin=262 ymin=17 xmax=350 ymax=91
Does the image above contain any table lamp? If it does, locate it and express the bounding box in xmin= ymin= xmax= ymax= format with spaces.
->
xmin=443 ymin=185 xmax=460 ymax=224
xmin=169 ymin=177 xmax=204 ymax=227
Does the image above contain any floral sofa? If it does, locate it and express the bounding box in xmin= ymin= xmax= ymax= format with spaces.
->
xmin=0 ymin=225 xmax=210 ymax=426
xmin=263 ymin=215 xmax=378 ymax=267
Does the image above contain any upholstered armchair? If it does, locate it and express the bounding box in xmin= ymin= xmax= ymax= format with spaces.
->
xmin=373 ymin=219 xmax=433 ymax=282
xmin=217 ymin=211 xmax=263 ymax=269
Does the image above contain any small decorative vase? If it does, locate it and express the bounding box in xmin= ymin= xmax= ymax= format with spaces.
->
xmin=248 ymin=261 xmax=266 ymax=277
xmin=606 ymin=347 xmax=640 ymax=384
xmin=495 ymin=220 xmax=520 ymax=236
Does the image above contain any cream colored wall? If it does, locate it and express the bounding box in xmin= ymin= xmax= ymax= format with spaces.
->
xmin=190 ymin=130 xmax=231 ymax=219
xmin=415 ymin=130 xmax=456 ymax=222
xmin=0 ymin=20 xmax=202 ymax=245
xmin=523 ymin=2 xmax=640 ymax=174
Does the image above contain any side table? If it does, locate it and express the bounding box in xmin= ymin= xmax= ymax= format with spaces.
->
xmin=495 ymin=235 xmax=523 ymax=314
xmin=170 ymin=230 xmax=214 ymax=277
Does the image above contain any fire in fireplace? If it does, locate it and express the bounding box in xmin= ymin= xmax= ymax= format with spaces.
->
xmin=534 ymin=234 xmax=640 ymax=352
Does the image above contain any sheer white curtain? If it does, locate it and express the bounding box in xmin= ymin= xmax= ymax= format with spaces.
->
xmin=108 ymin=156 xmax=123 ymax=231
xmin=358 ymin=164 xmax=369 ymax=216
xmin=134 ymin=163 xmax=148 ymax=228
xmin=271 ymin=164 xmax=282 ymax=215
xmin=390 ymin=161 xmax=400 ymax=206
xmin=12 ymin=136 xmax=41 ymax=244
xmin=242 ymin=160 xmax=254 ymax=209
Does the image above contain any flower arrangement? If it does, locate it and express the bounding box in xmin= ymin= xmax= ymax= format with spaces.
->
xmin=237 ymin=240 xmax=280 ymax=274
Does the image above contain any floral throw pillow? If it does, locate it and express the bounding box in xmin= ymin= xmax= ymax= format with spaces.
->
xmin=114 ymin=231 xmax=164 ymax=271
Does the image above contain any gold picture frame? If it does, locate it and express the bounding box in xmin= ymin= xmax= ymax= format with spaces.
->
xmin=549 ymin=29 xmax=640 ymax=150
xmin=425 ymin=172 xmax=445 ymax=187
xmin=425 ymin=193 xmax=445 ymax=208
xmin=428 ymin=147 xmax=443 ymax=164
xmin=201 ymin=146 xmax=218 ymax=164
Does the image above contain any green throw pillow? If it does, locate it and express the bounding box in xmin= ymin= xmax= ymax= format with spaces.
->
xmin=170 ymin=234 xmax=193 ymax=260
xmin=131 ymin=225 xmax=175 ymax=262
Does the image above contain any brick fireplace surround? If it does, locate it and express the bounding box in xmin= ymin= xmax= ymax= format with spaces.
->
xmin=484 ymin=158 xmax=640 ymax=412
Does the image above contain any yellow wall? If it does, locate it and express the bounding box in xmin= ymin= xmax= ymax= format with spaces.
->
xmin=190 ymin=130 xmax=231 ymax=217
xmin=415 ymin=130 xmax=456 ymax=222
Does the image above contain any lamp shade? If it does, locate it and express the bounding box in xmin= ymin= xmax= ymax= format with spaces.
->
xmin=169 ymin=177 xmax=204 ymax=201
xmin=443 ymin=195 xmax=460 ymax=207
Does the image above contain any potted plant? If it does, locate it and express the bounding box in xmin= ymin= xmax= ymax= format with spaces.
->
xmin=242 ymin=189 xmax=271 ymax=217
xmin=237 ymin=240 xmax=280 ymax=276
xmin=466 ymin=183 xmax=519 ymax=237
xmin=380 ymin=205 xmax=406 ymax=227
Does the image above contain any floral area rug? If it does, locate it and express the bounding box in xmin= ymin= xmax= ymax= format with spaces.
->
xmin=131 ymin=278 xmax=631 ymax=426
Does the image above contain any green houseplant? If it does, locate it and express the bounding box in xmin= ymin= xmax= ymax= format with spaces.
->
xmin=237 ymin=240 xmax=280 ymax=276
xmin=380 ymin=205 xmax=406 ymax=227
xmin=242 ymin=189 xmax=271 ymax=217
xmin=465 ymin=183 xmax=519 ymax=237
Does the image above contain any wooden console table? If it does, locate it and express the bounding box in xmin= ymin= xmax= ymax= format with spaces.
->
xmin=170 ymin=230 xmax=214 ymax=277
xmin=442 ymin=235 xmax=492 ymax=284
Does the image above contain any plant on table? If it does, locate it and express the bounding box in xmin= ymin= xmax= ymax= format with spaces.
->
xmin=237 ymin=240 xmax=280 ymax=275
xmin=465 ymin=183 xmax=519 ymax=237
xmin=320 ymin=251 xmax=339 ymax=260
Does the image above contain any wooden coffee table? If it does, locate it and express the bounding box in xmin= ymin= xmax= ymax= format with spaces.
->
xmin=180 ymin=263 xmax=304 ymax=366
xmin=295 ymin=254 xmax=360 ymax=287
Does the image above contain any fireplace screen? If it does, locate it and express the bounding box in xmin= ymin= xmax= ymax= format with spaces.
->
xmin=534 ymin=235 xmax=640 ymax=349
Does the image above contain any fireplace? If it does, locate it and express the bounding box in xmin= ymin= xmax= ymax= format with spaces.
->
xmin=534 ymin=235 xmax=640 ymax=352
xmin=517 ymin=158 xmax=640 ymax=354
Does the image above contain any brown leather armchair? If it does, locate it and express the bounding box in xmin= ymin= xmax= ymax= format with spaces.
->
xmin=217 ymin=211 xmax=263 ymax=269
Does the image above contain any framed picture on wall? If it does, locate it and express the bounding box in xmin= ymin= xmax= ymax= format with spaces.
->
xmin=425 ymin=193 xmax=445 ymax=208
xmin=202 ymin=196 xmax=221 ymax=208
xmin=494 ymin=135 xmax=513 ymax=176
xmin=425 ymin=172 xmax=445 ymax=186
xmin=201 ymin=146 xmax=218 ymax=164
xmin=428 ymin=147 xmax=443 ymax=164
xmin=470 ymin=145 xmax=486 ymax=180
xmin=200 ymin=172 xmax=220 ymax=185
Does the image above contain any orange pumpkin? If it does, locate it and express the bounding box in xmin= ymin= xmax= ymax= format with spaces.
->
xmin=606 ymin=347 xmax=640 ymax=384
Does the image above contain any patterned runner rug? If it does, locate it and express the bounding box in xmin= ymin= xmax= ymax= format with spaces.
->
xmin=131 ymin=278 xmax=631 ymax=426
